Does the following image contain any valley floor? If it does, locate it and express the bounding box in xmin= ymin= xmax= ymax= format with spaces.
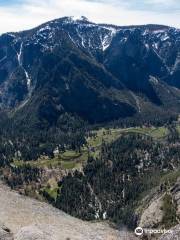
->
xmin=0 ymin=181 xmax=136 ymax=240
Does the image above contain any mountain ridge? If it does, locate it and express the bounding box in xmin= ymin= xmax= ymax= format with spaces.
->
xmin=0 ymin=16 xmax=180 ymax=160
xmin=1 ymin=16 xmax=180 ymax=112
xmin=0 ymin=18 xmax=180 ymax=239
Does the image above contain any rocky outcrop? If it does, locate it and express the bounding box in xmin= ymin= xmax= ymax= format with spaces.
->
xmin=0 ymin=224 xmax=13 ymax=240
xmin=14 ymin=226 xmax=50 ymax=240
xmin=139 ymin=194 xmax=164 ymax=228
xmin=0 ymin=182 xmax=136 ymax=240
xmin=159 ymin=224 xmax=180 ymax=240
xmin=171 ymin=177 xmax=180 ymax=216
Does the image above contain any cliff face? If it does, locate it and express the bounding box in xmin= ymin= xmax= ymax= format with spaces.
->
xmin=136 ymin=177 xmax=180 ymax=239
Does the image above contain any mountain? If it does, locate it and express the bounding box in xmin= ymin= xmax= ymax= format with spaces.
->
xmin=0 ymin=16 xmax=180 ymax=123
xmin=0 ymin=16 xmax=180 ymax=161
xmin=0 ymin=17 xmax=180 ymax=239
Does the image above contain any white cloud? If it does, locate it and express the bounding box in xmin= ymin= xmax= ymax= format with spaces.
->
xmin=148 ymin=0 xmax=176 ymax=4
xmin=0 ymin=0 xmax=179 ymax=34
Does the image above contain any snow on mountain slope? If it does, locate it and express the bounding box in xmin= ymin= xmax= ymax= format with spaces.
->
xmin=0 ymin=16 xmax=180 ymax=117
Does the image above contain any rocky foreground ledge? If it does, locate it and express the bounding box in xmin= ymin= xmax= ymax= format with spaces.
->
xmin=0 ymin=181 xmax=179 ymax=240
xmin=0 ymin=182 xmax=137 ymax=240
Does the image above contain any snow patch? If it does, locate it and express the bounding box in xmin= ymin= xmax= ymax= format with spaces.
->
xmin=24 ymin=70 xmax=31 ymax=89
xmin=153 ymin=30 xmax=165 ymax=34
xmin=145 ymin=43 xmax=149 ymax=50
xmin=17 ymin=42 xmax=23 ymax=66
xmin=16 ymin=42 xmax=31 ymax=91
xmin=38 ymin=25 xmax=51 ymax=33
xmin=72 ymin=16 xmax=89 ymax=22
xmin=101 ymin=27 xmax=117 ymax=51
xmin=161 ymin=33 xmax=169 ymax=41
xmin=153 ymin=43 xmax=159 ymax=49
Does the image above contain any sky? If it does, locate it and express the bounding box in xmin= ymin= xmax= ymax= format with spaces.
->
xmin=0 ymin=0 xmax=179 ymax=34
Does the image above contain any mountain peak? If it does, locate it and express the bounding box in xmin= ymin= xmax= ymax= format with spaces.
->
xmin=72 ymin=16 xmax=89 ymax=22
xmin=60 ymin=16 xmax=90 ymax=24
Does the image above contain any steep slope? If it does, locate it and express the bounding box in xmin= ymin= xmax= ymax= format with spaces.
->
xmin=159 ymin=224 xmax=180 ymax=240
xmin=0 ymin=17 xmax=180 ymax=162
xmin=0 ymin=17 xmax=180 ymax=121
xmin=0 ymin=17 xmax=136 ymax=123
xmin=0 ymin=181 xmax=136 ymax=240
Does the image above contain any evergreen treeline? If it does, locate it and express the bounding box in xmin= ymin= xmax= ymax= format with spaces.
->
xmin=0 ymin=112 xmax=87 ymax=164
xmin=2 ymin=164 xmax=42 ymax=190
xmin=56 ymin=132 xmax=180 ymax=228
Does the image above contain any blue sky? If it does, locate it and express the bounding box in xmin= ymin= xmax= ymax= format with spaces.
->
xmin=0 ymin=0 xmax=179 ymax=33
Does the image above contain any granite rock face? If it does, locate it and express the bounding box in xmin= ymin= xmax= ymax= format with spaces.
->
xmin=159 ymin=224 xmax=180 ymax=240
xmin=139 ymin=194 xmax=164 ymax=229
xmin=0 ymin=182 xmax=134 ymax=240
xmin=14 ymin=226 xmax=50 ymax=240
